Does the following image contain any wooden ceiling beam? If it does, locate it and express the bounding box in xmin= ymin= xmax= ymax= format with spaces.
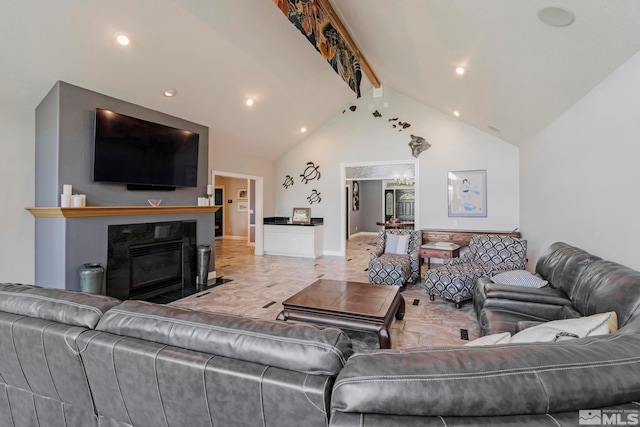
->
xmin=317 ymin=0 xmax=381 ymax=88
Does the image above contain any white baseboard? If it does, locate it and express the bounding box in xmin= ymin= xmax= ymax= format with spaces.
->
xmin=322 ymin=250 xmax=343 ymax=257
xmin=207 ymin=271 xmax=216 ymax=280
xmin=350 ymin=231 xmax=378 ymax=238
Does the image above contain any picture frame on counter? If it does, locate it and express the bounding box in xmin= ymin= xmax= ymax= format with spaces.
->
xmin=292 ymin=207 xmax=311 ymax=224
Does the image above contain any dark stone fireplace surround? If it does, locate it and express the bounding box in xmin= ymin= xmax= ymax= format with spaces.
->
xmin=106 ymin=220 xmax=197 ymax=300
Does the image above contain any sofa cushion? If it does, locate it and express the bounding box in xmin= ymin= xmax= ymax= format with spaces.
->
xmin=0 ymin=283 xmax=121 ymax=329
xmin=78 ymin=329 xmax=335 ymax=427
xmin=570 ymin=261 xmax=640 ymax=327
xmin=0 ymin=313 xmax=97 ymax=412
xmin=510 ymin=312 xmax=617 ymax=343
xmin=331 ymin=329 xmax=640 ymax=418
xmin=478 ymin=308 xmax=559 ymax=336
xmin=96 ymin=300 xmax=353 ymax=375
xmin=384 ymin=234 xmax=409 ymax=255
xmin=491 ymin=270 xmax=548 ymax=288
xmin=477 ymin=280 xmax=571 ymax=306
xmin=534 ymin=243 xmax=598 ymax=297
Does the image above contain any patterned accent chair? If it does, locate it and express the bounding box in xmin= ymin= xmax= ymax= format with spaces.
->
xmin=421 ymin=234 xmax=527 ymax=307
xmin=368 ymin=229 xmax=421 ymax=287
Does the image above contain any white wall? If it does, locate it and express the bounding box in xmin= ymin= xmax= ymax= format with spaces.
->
xmin=0 ymin=106 xmax=35 ymax=283
xmin=521 ymin=50 xmax=640 ymax=271
xmin=209 ymin=129 xmax=276 ymax=217
xmin=275 ymin=88 xmax=520 ymax=254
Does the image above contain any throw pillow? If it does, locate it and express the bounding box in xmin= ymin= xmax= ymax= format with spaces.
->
xmin=510 ymin=312 xmax=618 ymax=344
xmin=463 ymin=332 xmax=511 ymax=346
xmin=491 ymin=270 xmax=548 ymax=288
xmin=384 ymin=234 xmax=409 ymax=255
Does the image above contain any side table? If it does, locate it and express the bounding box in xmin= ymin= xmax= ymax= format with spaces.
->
xmin=420 ymin=243 xmax=461 ymax=269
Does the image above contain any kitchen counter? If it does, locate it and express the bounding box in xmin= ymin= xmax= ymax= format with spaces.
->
xmin=264 ymin=217 xmax=324 ymax=226
xmin=264 ymin=217 xmax=323 ymax=258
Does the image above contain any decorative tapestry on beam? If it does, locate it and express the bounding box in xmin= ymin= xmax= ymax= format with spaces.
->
xmin=273 ymin=0 xmax=362 ymax=97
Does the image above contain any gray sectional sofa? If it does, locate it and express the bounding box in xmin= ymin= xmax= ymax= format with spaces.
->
xmin=1 ymin=242 xmax=640 ymax=426
xmin=330 ymin=242 xmax=640 ymax=425
xmin=0 ymin=283 xmax=352 ymax=427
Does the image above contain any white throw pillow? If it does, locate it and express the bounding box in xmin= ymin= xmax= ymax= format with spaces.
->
xmin=510 ymin=312 xmax=618 ymax=344
xmin=491 ymin=270 xmax=548 ymax=288
xmin=463 ymin=332 xmax=511 ymax=346
xmin=384 ymin=234 xmax=409 ymax=255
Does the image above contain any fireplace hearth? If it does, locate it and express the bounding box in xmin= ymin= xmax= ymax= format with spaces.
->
xmin=106 ymin=221 xmax=197 ymax=300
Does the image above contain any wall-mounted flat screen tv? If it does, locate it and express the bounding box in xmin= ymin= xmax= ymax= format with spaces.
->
xmin=93 ymin=108 xmax=199 ymax=188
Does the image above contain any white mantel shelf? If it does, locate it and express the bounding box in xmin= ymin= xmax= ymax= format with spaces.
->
xmin=26 ymin=205 xmax=221 ymax=218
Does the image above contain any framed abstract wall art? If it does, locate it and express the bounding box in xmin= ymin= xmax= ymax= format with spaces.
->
xmin=447 ymin=170 xmax=487 ymax=217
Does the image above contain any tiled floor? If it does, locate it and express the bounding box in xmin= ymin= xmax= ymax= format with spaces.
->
xmin=171 ymin=234 xmax=479 ymax=348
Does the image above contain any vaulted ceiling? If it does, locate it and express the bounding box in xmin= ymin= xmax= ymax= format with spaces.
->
xmin=2 ymin=1 xmax=640 ymax=160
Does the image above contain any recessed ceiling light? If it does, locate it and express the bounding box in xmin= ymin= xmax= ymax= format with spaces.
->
xmin=115 ymin=32 xmax=131 ymax=46
xmin=300 ymin=127 xmax=307 ymax=133
xmin=537 ymin=6 xmax=575 ymax=27
xmin=453 ymin=111 xmax=460 ymax=117
xmin=455 ymin=67 xmax=465 ymax=75
xmin=246 ymin=98 xmax=254 ymax=106
xmin=488 ymin=125 xmax=501 ymax=132
xmin=164 ymin=89 xmax=177 ymax=97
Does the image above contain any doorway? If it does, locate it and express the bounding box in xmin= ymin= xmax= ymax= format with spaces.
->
xmin=211 ymin=170 xmax=264 ymax=256
xmin=214 ymin=187 xmax=223 ymax=238
xmin=340 ymin=160 xmax=419 ymax=256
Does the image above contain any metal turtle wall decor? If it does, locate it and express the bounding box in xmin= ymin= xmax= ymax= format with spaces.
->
xmin=282 ymin=175 xmax=294 ymax=188
xmin=307 ymin=189 xmax=322 ymax=204
xmin=408 ymin=134 xmax=431 ymax=158
xmin=300 ymin=161 xmax=321 ymax=184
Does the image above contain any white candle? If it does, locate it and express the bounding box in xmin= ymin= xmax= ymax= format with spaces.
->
xmin=63 ymin=184 xmax=72 ymax=196
xmin=72 ymin=195 xmax=82 ymax=207
xmin=206 ymin=185 xmax=213 ymax=196
xmin=61 ymin=194 xmax=71 ymax=207
xmin=79 ymin=194 xmax=86 ymax=207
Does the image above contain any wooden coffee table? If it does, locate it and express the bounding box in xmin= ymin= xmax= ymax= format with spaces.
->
xmin=276 ymin=279 xmax=405 ymax=349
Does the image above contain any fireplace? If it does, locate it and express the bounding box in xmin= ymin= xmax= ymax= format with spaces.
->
xmin=129 ymin=240 xmax=183 ymax=297
xmin=106 ymin=221 xmax=197 ymax=300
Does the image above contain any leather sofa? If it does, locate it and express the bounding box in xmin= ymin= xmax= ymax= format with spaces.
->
xmin=2 ymin=241 xmax=640 ymax=427
xmin=330 ymin=242 xmax=640 ymax=425
xmin=0 ymin=283 xmax=352 ymax=427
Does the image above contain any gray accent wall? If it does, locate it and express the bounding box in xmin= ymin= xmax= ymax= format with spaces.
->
xmin=349 ymin=180 xmax=383 ymax=235
xmin=36 ymin=81 xmax=209 ymax=206
xmin=34 ymin=81 xmax=214 ymax=291
xmin=359 ymin=180 xmax=383 ymax=233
